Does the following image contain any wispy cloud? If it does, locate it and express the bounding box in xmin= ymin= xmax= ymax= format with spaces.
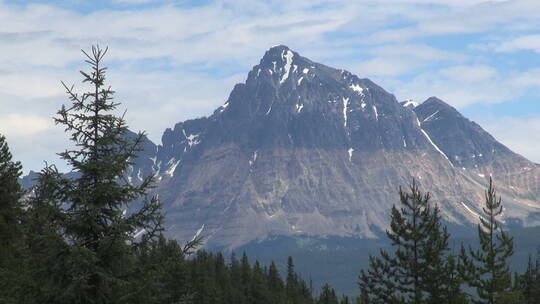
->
xmin=497 ymin=35 xmax=540 ymax=53
xmin=479 ymin=115 xmax=540 ymax=163
xmin=1 ymin=0 xmax=540 ymax=172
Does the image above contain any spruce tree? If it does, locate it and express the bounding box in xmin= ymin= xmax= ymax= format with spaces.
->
xmin=0 ymin=134 xmax=25 ymax=303
xmin=268 ymin=261 xmax=286 ymax=303
xmin=460 ymin=178 xmax=514 ymax=304
xmin=359 ymin=181 xmax=455 ymax=304
xmin=240 ymin=252 xmax=253 ymax=303
xmin=32 ymin=45 xmax=164 ymax=303
xmin=517 ymin=252 xmax=540 ymax=303
xmin=251 ymin=260 xmax=271 ymax=304
xmin=286 ymin=256 xmax=299 ymax=303
xmin=20 ymin=165 xmax=73 ymax=303
xmin=317 ymin=283 xmax=338 ymax=304
xmin=0 ymin=134 xmax=24 ymax=254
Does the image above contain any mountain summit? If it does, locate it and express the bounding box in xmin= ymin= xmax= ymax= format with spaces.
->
xmin=124 ymin=46 xmax=540 ymax=249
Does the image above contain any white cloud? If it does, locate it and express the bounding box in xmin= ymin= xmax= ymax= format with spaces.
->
xmin=496 ymin=34 xmax=540 ymax=53
xmin=439 ymin=65 xmax=498 ymax=83
xmin=348 ymin=44 xmax=466 ymax=77
xmin=113 ymin=0 xmax=166 ymax=3
xmin=0 ymin=113 xmax=52 ymax=137
xmin=0 ymin=70 xmax=67 ymax=99
xmin=508 ymin=67 xmax=540 ymax=88
xmin=391 ymin=64 xmax=515 ymax=107
xmin=1 ymin=0 xmax=540 ymax=172
xmin=479 ymin=115 xmax=540 ymax=163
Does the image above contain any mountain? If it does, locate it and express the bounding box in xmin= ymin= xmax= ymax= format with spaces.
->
xmin=24 ymin=45 xmax=540 ymax=249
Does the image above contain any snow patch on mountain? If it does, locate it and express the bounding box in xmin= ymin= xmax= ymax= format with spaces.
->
xmin=420 ymin=129 xmax=452 ymax=164
xmin=402 ymin=99 xmax=418 ymax=108
xmin=423 ymin=110 xmax=439 ymax=122
xmin=342 ymin=97 xmax=350 ymax=128
xmin=349 ymin=84 xmax=364 ymax=95
xmin=280 ymin=50 xmax=294 ymax=84
xmin=166 ymin=159 xmax=180 ymax=176
xmin=191 ymin=224 xmax=205 ymax=242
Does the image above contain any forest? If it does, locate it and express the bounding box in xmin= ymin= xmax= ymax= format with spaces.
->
xmin=1 ymin=46 xmax=539 ymax=304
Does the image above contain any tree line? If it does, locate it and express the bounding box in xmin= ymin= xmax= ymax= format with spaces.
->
xmin=358 ymin=181 xmax=540 ymax=304
xmin=1 ymin=46 xmax=539 ymax=303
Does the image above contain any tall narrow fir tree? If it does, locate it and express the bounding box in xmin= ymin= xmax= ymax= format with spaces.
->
xmin=460 ymin=178 xmax=514 ymax=304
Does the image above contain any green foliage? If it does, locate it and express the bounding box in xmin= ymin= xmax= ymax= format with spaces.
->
xmin=18 ymin=165 xmax=73 ymax=303
xmin=513 ymin=251 xmax=540 ymax=304
xmin=359 ymin=181 xmax=466 ymax=304
xmin=317 ymin=283 xmax=338 ymax=304
xmin=180 ymin=251 xmax=316 ymax=304
xmin=17 ymin=46 xmax=164 ymax=304
xmin=0 ymin=134 xmax=24 ymax=251
xmin=0 ymin=134 xmax=25 ymax=303
xmin=460 ymin=179 xmax=514 ymax=304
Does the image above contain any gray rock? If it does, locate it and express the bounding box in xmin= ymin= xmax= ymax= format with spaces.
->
xmin=27 ymin=45 xmax=540 ymax=249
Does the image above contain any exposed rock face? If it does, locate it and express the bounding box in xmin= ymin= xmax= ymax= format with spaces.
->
xmin=48 ymin=45 xmax=540 ymax=249
xmin=414 ymin=96 xmax=516 ymax=169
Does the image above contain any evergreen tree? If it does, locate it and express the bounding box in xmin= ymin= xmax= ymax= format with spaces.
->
xmin=251 ymin=260 xmax=271 ymax=304
xmin=268 ymin=261 xmax=286 ymax=303
xmin=0 ymin=134 xmax=24 ymax=254
xmin=516 ymin=251 xmax=540 ymax=303
xmin=28 ymin=45 xmax=164 ymax=303
xmin=443 ymin=254 xmax=470 ymax=304
xmin=359 ymin=181 xmax=457 ymax=304
xmin=317 ymin=283 xmax=338 ymax=304
xmin=229 ymin=252 xmax=244 ymax=303
xmin=0 ymin=134 xmax=25 ymax=303
xmin=130 ymin=236 xmax=190 ymax=304
xmin=240 ymin=252 xmax=253 ymax=303
xmin=460 ymin=178 xmax=514 ymax=304
xmin=20 ymin=165 xmax=73 ymax=303
xmin=340 ymin=295 xmax=351 ymax=304
xmin=287 ymin=256 xmax=299 ymax=303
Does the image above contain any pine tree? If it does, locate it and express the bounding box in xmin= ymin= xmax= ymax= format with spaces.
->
xmin=317 ymin=283 xmax=338 ymax=304
xmin=31 ymin=45 xmax=164 ymax=303
xmin=443 ymin=254 xmax=470 ymax=304
xmin=130 ymin=236 xmax=190 ymax=304
xmin=20 ymin=165 xmax=73 ymax=303
xmin=229 ymin=252 xmax=244 ymax=303
xmin=0 ymin=134 xmax=25 ymax=303
xmin=251 ymin=260 xmax=271 ymax=304
xmin=0 ymin=134 xmax=24 ymax=250
xmin=287 ymin=256 xmax=299 ymax=303
xmin=517 ymin=251 xmax=540 ymax=303
xmin=460 ymin=178 xmax=514 ymax=304
xmin=340 ymin=295 xmax=351 ymax=304
xmin=268 ymin=261 xmax=286 ymax=303
xmin=240 ymin=252 xmax=253 ymax=303
xmin=359 ymin=181 xmax=455 ymax=304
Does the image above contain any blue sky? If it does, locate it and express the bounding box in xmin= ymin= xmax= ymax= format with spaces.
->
xmin=1 ymin=0 xmax=539 ymax=173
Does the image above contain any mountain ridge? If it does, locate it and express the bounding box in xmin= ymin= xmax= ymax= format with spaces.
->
xmin=22 ymin=45 xmax=540 ymax=249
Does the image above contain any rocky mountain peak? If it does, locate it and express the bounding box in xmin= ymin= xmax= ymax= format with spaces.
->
xmin=413 ymin=96 xmax=518 ymax=169
xmin=400 ymin=99 xmax=418 ymax=109
xmin=417 ymin=96 xmax=461 ymax=120
xmin=25 ymin=46 xmax=540 ymax=249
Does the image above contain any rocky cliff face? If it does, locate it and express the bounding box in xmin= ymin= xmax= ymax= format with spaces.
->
xmin=75 ymin=46 xmax=540 ymax=248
